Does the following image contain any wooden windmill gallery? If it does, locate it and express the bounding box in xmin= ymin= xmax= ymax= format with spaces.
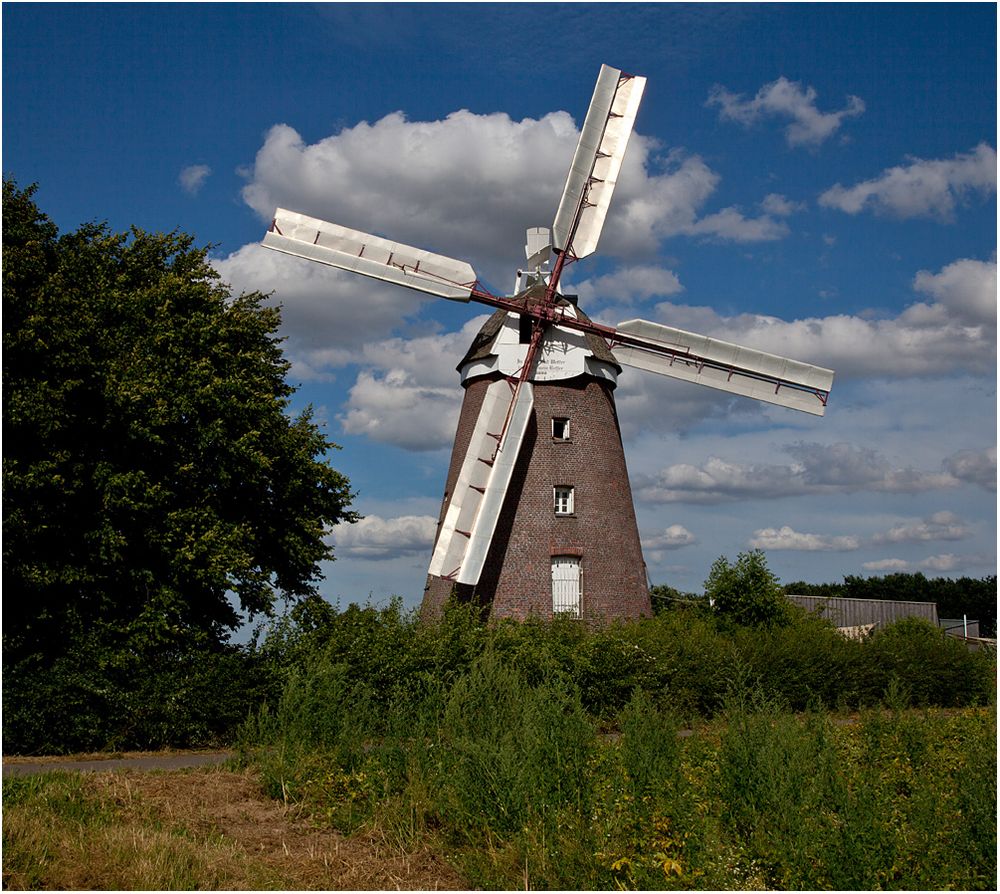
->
xmin=262 ymin=65 xmax=835 ymax=622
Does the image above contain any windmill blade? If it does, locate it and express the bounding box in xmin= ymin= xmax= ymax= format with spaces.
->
xmin=552 ymin=65 xmax=646 ymax=260
xmin=263 ymin=208 xmax=476 ymax=301
xmin=427 ymin=379 xmax=534 ymax=585
xmin=613 ymin=319 xmax=834 ymax=416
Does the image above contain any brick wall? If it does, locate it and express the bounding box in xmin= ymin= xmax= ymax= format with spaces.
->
xmin=422 ymin=372 xmax=650 ymax=621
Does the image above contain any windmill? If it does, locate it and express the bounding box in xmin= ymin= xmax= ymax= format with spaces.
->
xmin=261 ymin=65 xmax=834 ymax=621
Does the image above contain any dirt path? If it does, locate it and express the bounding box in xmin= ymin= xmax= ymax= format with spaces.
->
xmin=3 ymin=750 xmax=233 ymax=777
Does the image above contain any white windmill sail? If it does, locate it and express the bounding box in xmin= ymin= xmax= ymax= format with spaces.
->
xmin=263 ymin=208 xmax=477 ymax=301
xmin=613 ymin=319 xmax=834 ymax=416
xmin=427 ymin=379 xmax=534 ymax=584
xmin=552 ymin=65 xmax=646 ymax=260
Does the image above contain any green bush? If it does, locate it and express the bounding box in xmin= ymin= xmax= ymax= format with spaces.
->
xmin=623 ymin=609 xmax=736 ymax=718
xmin=706 ymin=549 xmax=790 ymax=629
xmin=736 ymin=610 xmax=867 ymax=711
xmin=862 ymin=616 xmax=995 ymax=707
xmin=3 ymin=632 xmax=270 ymax=754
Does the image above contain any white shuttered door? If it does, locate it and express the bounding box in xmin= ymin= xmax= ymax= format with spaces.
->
xmin=552 ymin=557 xmax=582 ymax=617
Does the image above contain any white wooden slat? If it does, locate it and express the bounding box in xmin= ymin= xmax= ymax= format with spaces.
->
xmin=264 ymin=208 xmax=476 ymax=301
xmin=552 ymin=65 xmax=646 ymax=259
xmin=455 ymin=382 xmax=534 ymax=585
xmin=614 ymin=319 xmax=834 ymax=416
xmin=427 ymin=381 xmax=512 ymax=578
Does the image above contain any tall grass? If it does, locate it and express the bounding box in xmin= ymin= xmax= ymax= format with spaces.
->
xmin=234 ymin=601 xmax=996 ymax=889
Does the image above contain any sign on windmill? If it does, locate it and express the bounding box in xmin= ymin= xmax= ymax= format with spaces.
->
xmin=262 ymin=65 xmax=835 ymax=622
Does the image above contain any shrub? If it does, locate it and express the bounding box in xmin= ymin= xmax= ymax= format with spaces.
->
xmin=706 ymin=550 xmax=790 ymax=629
xmin=862 ymin=616 xmax=994 ymax=707
xmin=735 ymin=610 xmax=866 ymax=711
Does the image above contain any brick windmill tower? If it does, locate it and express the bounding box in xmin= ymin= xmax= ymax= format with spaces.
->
xmin=261 ymin=65 xmax=835 ymax=622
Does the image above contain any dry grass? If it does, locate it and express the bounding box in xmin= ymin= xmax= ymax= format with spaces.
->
xmin=2 ymin=766 xmax=467 ymax=890
xmin=2 ymin=748 xmax=227 ymax=765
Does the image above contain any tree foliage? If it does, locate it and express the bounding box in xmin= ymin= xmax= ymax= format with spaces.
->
xmin=3 ymin=179 xmax=357 ymax=669
xmin=705 ymin=549 xmax=790 ymax=628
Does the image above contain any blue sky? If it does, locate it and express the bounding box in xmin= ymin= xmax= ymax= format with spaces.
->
xmin=4 ymin=2 xmax=996 ymax=614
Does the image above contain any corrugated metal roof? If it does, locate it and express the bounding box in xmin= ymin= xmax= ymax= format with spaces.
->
xmin=788 ymin=594 xmax=939 ymax=628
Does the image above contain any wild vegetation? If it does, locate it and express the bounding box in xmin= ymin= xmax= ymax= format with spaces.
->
xmin=217 ymin=594 xmax=993 ymax=889
xmin=4 ymin=588 xmax=995 ymax=888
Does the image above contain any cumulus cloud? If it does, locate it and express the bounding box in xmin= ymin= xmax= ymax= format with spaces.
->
xmin=179 ymin=164 xmax=211 ymax=195
xmin=819 ymin=143 xmax=996 ymax=221
xmin=576 ymin=264 xmax=683 ymax=305
xmin=330 ymin=514 xmax=437 ymax=559
xmin=643 ymin=255 xmax=996 ymax=380
xmin=238 ymin=112 xmax=794 ymax=289
xmin=760 ymin=193 xmax=804 ymax=216
xmin=748 ymin=514 xmax=975 ymax=554
xmin=862 ymin=553 xmax=974 ymax=574
xmin=212 ymin=242 xmax=437 ymax=373
xmin=707 ymin=77 xmax=865 ymax=147
xmin=641 ymin=524 xmax=698 ymax=565
xmin=682 ymin=205 xmax=790 ymax=242
xmin=918 ymin=554 xmax=964 ymax=572
xmin=873 ymin=511 xmax=972 ymax=545
xmin=912 ymin=258 xmax=997 ymax=327
xmin=749 ymin=525 xmax=861 ymax=551
xmin=330 ymin=317 xmax=495 ymax=450
xmin=862 ymin=558 xmax=910 ymax=572
xmin=943 ymin=446 xmax=996 ymax=491
xmin=634 ymin=441 xmax=965 ymax=504
xmin=642 ymin=525 xmax=697 ymax=550
xmin=339 ymin=369 xmax=461 ymax=451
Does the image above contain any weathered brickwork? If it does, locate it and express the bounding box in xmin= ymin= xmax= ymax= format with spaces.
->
xmin=422 ymin=368 xmax=651 ymax=622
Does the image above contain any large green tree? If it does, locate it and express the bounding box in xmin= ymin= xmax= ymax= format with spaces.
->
xmin=3 ymin=179 xmax=358 ymax=668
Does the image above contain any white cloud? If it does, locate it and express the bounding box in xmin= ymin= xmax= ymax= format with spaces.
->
xmin=760 ymin=193 xmax=804 ymax=216
xmin=682 ymin=205 xmax=790 ymax=242
xmin=330 ymin=317 xmax=492 ymax=450
xmin=862 ymin=558 xmax=910 ymax=572
xmin=643 ymin=255 xmax=996 ymax=380
xmin=330 ymin=514 xmax=437 ymax=559
xmin=634 ymin=442 xmax=965 ymax=504
xmin=912 ymin=257 xmax=997 ymax=327
xmin=862 ymin=552 xmax=986 ymax=574
xmin=918 ymin=554 xmax=964 ymax=572
xmin=642 ymin=524 xmax=697 ymax=550
xmin=707 ymin=77 xmax=865 ymax=147
xmin=749 ymin=525 xmax=860 ymax=551
xmin=943 ymin=447 xmax=996 ymax=491
xmin=749 ymin=514 xmax=975 ymax=554
xmin=873 ymin=511 xmax=972 ymax=545
xmin=238 ymin=113 xmax=794 ymax=293
xmin=576 ymin=264 xmax=683 ymax=305
xmin=212 ymin=242 xmax=435 ymax=372
xmin=818 ymin=143 xmax=996 ymax=220
xmin=179 ymin=164 xmax=211 ymax=195
xmin=338 ymin=369 xmax=461 ymax=452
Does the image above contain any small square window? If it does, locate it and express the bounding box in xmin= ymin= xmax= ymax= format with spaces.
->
xmin=552 ymin=417 xmax=570 ymax=440
xmin=554 ymin=485 xmax=574 ymax=515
